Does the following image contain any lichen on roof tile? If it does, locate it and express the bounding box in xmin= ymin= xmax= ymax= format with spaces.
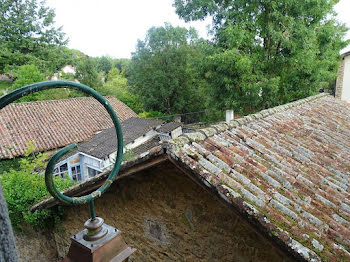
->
xmin=170 ymin=94 xmax=350 ymax=261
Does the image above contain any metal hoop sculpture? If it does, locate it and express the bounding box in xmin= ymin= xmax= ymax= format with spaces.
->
xmin=0 ymin=81 xmax=123 ymax=219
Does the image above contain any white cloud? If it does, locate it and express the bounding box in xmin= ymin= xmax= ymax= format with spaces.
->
xmin=46 ymin=0 xmax=211 ymax=58
xmin=335 ymin=0 xmax=350 ymax=53
xmin=46 ymin=0 xmax=350 ymax=57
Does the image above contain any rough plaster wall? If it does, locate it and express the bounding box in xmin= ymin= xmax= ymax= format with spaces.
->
xmin=54 ymin=162 xmax=295 ymax=262
xmin=335 ymin=58 xmax=345 ymax=99
xmin=341 ymin=55 xmax=350 ymax=102
xmin=14 ymin=229 xmax=58 ymax=262
xmin=15 ymin=162 xmax=296 ymax=261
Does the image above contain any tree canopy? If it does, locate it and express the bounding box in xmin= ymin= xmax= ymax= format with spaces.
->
xmin=97 ymin=68 xmax=143 ymax=113
xmin=175 ymin=0 xmax=349 ymax=112
xmin=128 ymin=23 xmax=208 ymax=114
xmin=0 ymin=0 xmax=68 ymax=74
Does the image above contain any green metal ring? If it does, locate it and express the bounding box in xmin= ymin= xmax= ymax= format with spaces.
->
xmin=0 ymin=81 xmax=123 ymax=206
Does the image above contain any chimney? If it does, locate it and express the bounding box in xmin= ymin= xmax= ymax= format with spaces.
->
xmin=226 ymin=110 xmax=234 ymax=123
xmin=174 ymin=115 xmax=181 ymax=123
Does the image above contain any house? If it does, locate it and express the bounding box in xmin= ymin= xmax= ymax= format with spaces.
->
xmin=0 ymin=96 xmax=138 ymax=159
xmin=53 ymin=117 xmax=182 ymax=181
xmin=0 ymin=74 xmax=12 ymax=82
xmin=28 ymin=93 xmax=350 ymax=261
xmin=50 ymin=65 xmax=76 ymax=80
xmin=61 ymin=65 xmax=76 ymax=75
xmin=335 ymin=51 xmax=350 ymax=102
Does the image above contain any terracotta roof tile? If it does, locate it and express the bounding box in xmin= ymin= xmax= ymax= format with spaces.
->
xmin=170 ymin=93 xmax=350 ymax=261
xmin=0 ymin=96 xmax=138 ymax=159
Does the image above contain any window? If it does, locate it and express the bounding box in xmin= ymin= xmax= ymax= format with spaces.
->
xmin=60 ymin=164 xmax=68 ymax=173
xmin=54 ymin=163 xmax=68 ymax=179
xmin=71 ymin=165 xmax=82 ymax=182
xmin=87 ymin=167 xmax=101 ymax=178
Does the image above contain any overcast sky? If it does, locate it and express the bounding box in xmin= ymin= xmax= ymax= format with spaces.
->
xmin=46 ymin=0 xmax=350 ymax=58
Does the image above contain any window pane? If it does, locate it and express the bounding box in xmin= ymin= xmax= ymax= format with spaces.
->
xmin=88 ymin=167 xmax=98 ymax=178
xmin=60 ymin=164 xmax=68 ymax=172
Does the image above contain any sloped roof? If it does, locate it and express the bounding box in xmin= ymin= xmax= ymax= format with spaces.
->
xmin=157 ymin=122 xmax=182 ymax=133
xmin=31 ymin=93 xmax=350 ymax=261
xmin=65 ymin=117 xmax=163 ymax=159
xmin=0 ymin=74 xmax=12 ymax=82
xmin=170 ymin=93 xmax=350 ymax=261
xmin=342 ymin=51 xmax=350 ymax=58
xmin=0 ymin=96 xmax=138 ymax=159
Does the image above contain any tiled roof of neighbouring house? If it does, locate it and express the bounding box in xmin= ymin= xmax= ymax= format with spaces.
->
xmin=0 ymin=74 xmax=12 ymax=82
xmin=157 ymin=122 xmax=182 ymax=133
xmin=169 ymin=93 xmax=350 ymax=261
xmin=64 ymin=117 xmax=164 ymax=159
xmin=0 ymin=96 xmax=138 ymax=159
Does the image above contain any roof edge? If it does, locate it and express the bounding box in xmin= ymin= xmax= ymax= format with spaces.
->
xmin=5 ymin=95 xmax=120 ymax=105
xmin=30 ymin=145 xmax=166 ymax=212
xmin=342 ymin=51 xmax=350 ymax=58
xmin=179 ymin=93 xmax=329 ymax=144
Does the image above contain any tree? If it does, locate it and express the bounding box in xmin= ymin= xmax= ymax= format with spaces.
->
xmin=174 ymin=0 xmax=349 ymax=112
xmin=75 ymin=57 xmax=103 ymax=89
xmin=0 ymin=0 xmax=67 ymax=74
xmin=12 ymin=64 xmax=45 ymax=89
xmin=96 ymin=56 xmax=113 ymax=77
xmin=128 ymin=23 xmax=207 ymax=114
xmin=11 ymin=64 xmax=82 ymax=102
xmin=114 ymin=58 xmax=131 ymax=75
xmin=97 ymin=68 xmax=143 ymax=113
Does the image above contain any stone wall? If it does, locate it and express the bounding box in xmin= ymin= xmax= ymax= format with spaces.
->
xmin=335 ymin=57 xmax=345 ymax=99
xmin=15 ymin=161 xmax=296 ymax=261
xmin=0 ymin=184 xmax=18 ymax=262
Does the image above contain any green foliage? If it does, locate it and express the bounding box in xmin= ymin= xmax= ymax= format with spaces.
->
xmin=203 ymin=49 xmax=258 ymax=112
xmin=75 ymin=57 xmax=103 ymax=89
xmin=12 ymin=64 xmax=45 ymax=89
xmin=9 ymin=64 xmax=82 ymax=102
xmin=139 ymin=110 xmax=169 ymax=119
xmin=174 ymin=0 xmax=349 ymax=111
xmin=122 ymin=149 xmax=134 ymax=162
xmin=0 ymin=80 xmax=12 ymax=88
xmin=0 ymin=143 xmax=74 ymax=232
xmin=95 ymin=56 xmax=113 ymax=76
xmin=128 ymin=23 xmax=209 ymax=114
xmin=0 ymin=0 xmax=68 ymax=75
xmin=96 ymin=68 xmax=143 ymax=113
xmin=0 ymin=80 xmax=12 ymax=96
xmin=114 ymin=58 xmax=131 ymax=74
xmin=0 ymin=158 xmax=22 ymax=175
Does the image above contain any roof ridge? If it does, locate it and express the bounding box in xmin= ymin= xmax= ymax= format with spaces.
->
xmin=7 ymin=95 xmax=117 ymax=105
xmin=179 ymin=93 xmax=329 ymax=144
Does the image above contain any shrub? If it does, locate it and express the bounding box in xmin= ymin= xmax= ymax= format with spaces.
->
xmin=0 ymin=143 xmax=74 ymax=232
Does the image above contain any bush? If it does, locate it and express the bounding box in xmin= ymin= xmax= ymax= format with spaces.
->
xmin=0 ymin=144 xmax=74 ymax=232
xmin=12 ymin=64 xmax=45 ymax=89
